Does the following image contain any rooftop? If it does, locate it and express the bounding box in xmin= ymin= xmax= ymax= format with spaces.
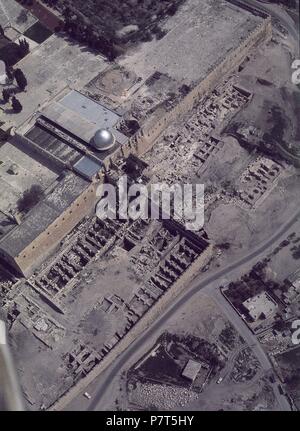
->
xmin=288 ymin=269 xmax=300 ymax=289
xmin=0 ymin=137 xmax=59 ymax=237
xmin=243 ymin=292 xmax=278 ymax=321
xmin=73 ymin=156 xmax=103 ymax=181
xmin=182 ymin=359 xmax=202 ymax=381
xmin=41 ymin=90 xmax=128 ymax=147
xmin=1 ymin=34 xmax=107 ymax=128
xmin=0 ymin=0 xmax=37 ymax=34
xmin=0 ymin=171 xmax=90 ymax=257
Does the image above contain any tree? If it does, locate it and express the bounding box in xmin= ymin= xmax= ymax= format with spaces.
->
xmin=12 ymin=96 xmax=22 ymax=113
xmin=2 ymin=88 xmax=10 ymax=103
xmin=14 ymin=68 xmax=27 ymax=91
xmin=18 ymin=38 xmax=30 ymax=56
xmin=17 ymin=185 xmax=44 ymax=213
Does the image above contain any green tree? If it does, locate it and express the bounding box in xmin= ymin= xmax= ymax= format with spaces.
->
xmin=12 ymin=96 xmax=22 ymax=113
xmin=15 ymin=68 xmax=28 ymax=91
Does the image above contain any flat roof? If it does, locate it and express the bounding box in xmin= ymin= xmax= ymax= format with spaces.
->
xmin=42 ymin=91 xmax=128 ymax=147
xmin=0 ymin=171 xmax=90 ymax=257
xmin=182 ymin=359 xmax=202 ymax=381
xmin=243 ymin=292 xmax=277 ymax=321
xmin=0 ymin=0 xmax=37 ymax=33
xmin=73 ymin=156 xmax=102 ymax=180
xmin=0 ymin=138 xmax=58 ymax=216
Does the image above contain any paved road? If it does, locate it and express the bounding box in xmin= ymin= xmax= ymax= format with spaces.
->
xmin=246 ymin=0 xmax=299 ymax=46
xmin=207 ymin=288 xmax=291 ymax=411
xmin=87 ymin=208 xmax=300 ymax=411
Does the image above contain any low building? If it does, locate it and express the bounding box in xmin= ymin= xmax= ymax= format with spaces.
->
xmin=182 ymin=359 xmax=202 ymax=382
xmin=0 ymin=0 xmax=37 ymax=34
xmin=242 ymin=292 xmax=278 ymax=321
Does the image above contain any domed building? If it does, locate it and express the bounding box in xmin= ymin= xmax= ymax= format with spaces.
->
xmin=91 ymin=129 xmax=116 ymax=152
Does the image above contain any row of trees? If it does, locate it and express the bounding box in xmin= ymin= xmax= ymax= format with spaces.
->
xmin=0 ymin=24 xmax=30 ymax=57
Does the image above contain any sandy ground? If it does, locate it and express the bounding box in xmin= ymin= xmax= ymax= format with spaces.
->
xmin=86 ymin=294 xmax=279 ymax=411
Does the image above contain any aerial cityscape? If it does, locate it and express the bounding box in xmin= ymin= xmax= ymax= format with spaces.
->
xmin=0 ymin=0 xmax=299 ymax=413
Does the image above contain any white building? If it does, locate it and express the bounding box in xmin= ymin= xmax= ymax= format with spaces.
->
xmin=243 ymin=292 xmax=278 ymax=321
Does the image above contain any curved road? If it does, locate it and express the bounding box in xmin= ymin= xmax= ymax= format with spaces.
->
xmin=88 ymin=208 xmax=300 ymax=411
xmin=246 ymin=0 xmax=299 ymax=44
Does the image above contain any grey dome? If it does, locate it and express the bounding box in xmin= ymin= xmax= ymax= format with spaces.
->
xmin=91 ymin=129 xmax=115 ymax=151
